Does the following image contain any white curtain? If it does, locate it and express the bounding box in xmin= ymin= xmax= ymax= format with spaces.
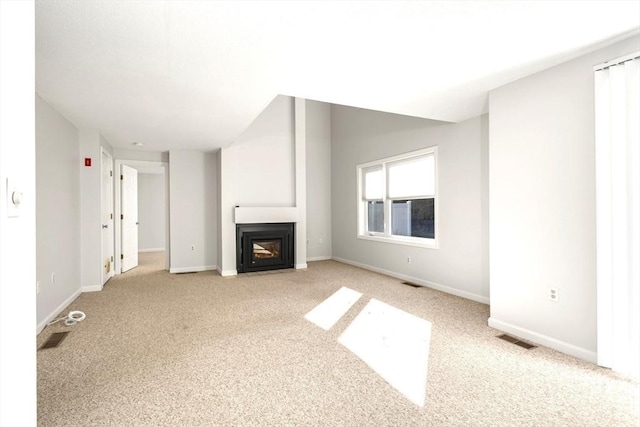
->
xmin=595 ymin=53 xmax=639 ymax=379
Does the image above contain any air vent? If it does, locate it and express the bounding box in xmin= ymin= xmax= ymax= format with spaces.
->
xmin=497 ymin=333 xmax=537 ymax=349
xmin=400 ymin=281 xmax=421 ymax=288
xmin=513 ymin=340 xmax=537 ymax=350
xmin=39 ymin=332 xmax=70 ymax=350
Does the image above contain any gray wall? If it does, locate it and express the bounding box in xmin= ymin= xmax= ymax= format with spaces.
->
xmin=488 ymin=34 xmax=640 ymax=361
xmin=138 ymin=173 xmax=166 ymax=251
xmin=169 ymin=150 xmax=217 ymax=272
xmin=331 ymin=106 xmax=489 ymax=302
xmin=306 ymin=100 xmax=332 ymax=260
xmin=35 ymin=94 xmax=81 ymax=328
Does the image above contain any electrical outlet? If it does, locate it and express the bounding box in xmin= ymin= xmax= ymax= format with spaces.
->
xmin=319 ymin=237 xmax=323 ymax=244
xmin=51 ymin=273 xmax=55 ymax=284
xmin=407 ymin=257 xmax=411 ymax=264
xmin=549 ymin=287 xmax=559 ymax=302
xmin=191 ymin=245 xmax=195 ymax=251
xmin=36 ymin=281 xmax=41 ymax=294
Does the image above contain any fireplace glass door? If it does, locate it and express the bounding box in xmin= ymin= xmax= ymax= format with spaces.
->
xmin=253 ymin=240 xmax=281 ymax=260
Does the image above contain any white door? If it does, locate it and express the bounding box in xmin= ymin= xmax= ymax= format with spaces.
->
xmin=121 ymin=164 xmax=139 ymax=272
xmin=101 ymin=151 xmax=114 ymax=284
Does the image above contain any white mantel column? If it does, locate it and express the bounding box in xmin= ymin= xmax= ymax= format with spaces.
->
xmin=295 ymin=98 xmax=307 ymax=269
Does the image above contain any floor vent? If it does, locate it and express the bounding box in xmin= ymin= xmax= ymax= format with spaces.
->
xmin=39 ymin=332 xmax=70 ymax=350
xmin=400 ymin=281 xmax=421 ymax=288
xmin=497 ymin=334 xmax=537 ymax=350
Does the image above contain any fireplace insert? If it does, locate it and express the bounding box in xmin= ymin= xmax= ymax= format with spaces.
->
xmin=236 ymin=223 xmax=294 ymax=273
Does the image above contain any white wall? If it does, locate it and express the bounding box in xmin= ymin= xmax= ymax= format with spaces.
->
xmin=306 ymin=100 xmax=332 ymax=261
xmin=35 ymin=95 xmax=81 ymax=328
xmin=488 ymin=34 xmax=640 ymax=362
xmin=169 ymin=150 xmax=217 ymax=272
xmin=137 ymin=173 xmax=165 ymax=251
xmin=232 ymin=95 xmax=295 ymax=207
xmin=79 ymin=130 xmax=112 ymax=291
xmin=331 ymin=106 xmax=489 ymax=302
xmin=113 ymin=148 xmax=169 ymax=163
xmin=0 ymin=3 xmax=36 ymax=424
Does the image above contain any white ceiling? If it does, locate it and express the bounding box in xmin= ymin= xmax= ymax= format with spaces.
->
xmin=35 ymin=1 xmax=640 ymax=153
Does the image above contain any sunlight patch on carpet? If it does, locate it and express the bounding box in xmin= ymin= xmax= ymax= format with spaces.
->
xmin=304 ymin=287 xmax=362 ymax=330
xmin=338 ymin=298 xmax=431 ymax=407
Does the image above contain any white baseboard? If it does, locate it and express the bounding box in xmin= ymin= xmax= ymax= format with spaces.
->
xmin=488 ymin=317 xmax=597 ymax=364
xmin=138 ymin=248 xmax=165 ymax=253
xmin=217 ymin=267 xmax=237 ymax=277
xmin=37 ymin=289 xmax=82 ymax=334
xmin=295 ymin=263 xmax=308 ymax=269
xmin=332 ymin=256 xmax=489 ymax=305
xmin=169 ymin=265 xmax=217 ymax=274
xmin=82 ymin=284 xmax=103 ymax=292
xmin=306 ymin=256 xmax=332 ymax=262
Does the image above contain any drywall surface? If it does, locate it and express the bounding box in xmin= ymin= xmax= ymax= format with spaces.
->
xmin=138 ymin=173 xmax=165 ymax=251
xmin=218 ymin=147 xmax=236 ymax=274
xmin=113 ymin=148 xmax=168 ymax=162
xmin=216 ymin=149 xmax=223 ymax=271
xmin=488 ymin=35 xmax=640 ymax=360
xmin=35 ymin=95 xmax=81 ymax=326
xmin=169 ymin=150 xmax=217 ymax=272
xmin=0 ymin=5 xmax=36 ymax=424
xmin=306 ymin=100 xmax=332 ymax=260
xmin=231 ymin=95 xmax=295 ymax=207
xmin=331 ymin=106 xmax=489 ymax=302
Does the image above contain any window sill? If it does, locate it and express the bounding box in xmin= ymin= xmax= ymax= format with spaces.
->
xmin=357 ymin=233 xmax=438 ymax=249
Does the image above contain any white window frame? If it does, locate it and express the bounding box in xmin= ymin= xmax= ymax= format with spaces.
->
xmin=356 ymin=146 xmax=438 ymax=249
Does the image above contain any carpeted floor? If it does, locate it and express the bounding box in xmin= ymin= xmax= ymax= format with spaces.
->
xmin=37 ymin=252 xmax=639 ymax=426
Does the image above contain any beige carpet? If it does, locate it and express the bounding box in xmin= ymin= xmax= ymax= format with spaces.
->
xmin=37 ymin=253 xmax=639 ymax=426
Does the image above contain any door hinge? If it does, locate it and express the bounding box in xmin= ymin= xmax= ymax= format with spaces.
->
xmin=120 ymin=174 xmax=123 ymax=180
xmin=110 ymin=170 xmax=113 ymax=177
xmin=111 ymin=256 xmax=114 ymax=262
xmin=121 ymin=214 xmax=124 ymax=220
xmin=110 ymin=213 xmax=113 ymax=220
xmin=121 ymin=254 xmax=124 ymax=260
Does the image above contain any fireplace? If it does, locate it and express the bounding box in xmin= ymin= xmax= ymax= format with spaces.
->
xmin=236 ymin=223 xmax=294 ymax=273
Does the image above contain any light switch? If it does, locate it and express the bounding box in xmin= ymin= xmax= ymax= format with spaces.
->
xmin=6 ymin=177 xmax=22 ymax=218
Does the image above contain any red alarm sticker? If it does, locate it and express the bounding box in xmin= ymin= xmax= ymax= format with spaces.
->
xmin=84 ymin=158 xmax=91 ymax=167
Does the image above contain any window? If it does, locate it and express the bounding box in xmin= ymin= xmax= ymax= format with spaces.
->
xmin=357 ymin=147 xmax=437 ymax=248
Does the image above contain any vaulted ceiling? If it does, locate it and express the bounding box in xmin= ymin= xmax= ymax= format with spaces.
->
xmin=35 ymin=1 xmax=639 ymax=152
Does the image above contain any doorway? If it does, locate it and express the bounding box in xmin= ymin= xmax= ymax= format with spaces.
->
xmin=114 ymin=159 xmax=169 ymax=274
xmin=120 ymin=164 xmax=139 ymax=273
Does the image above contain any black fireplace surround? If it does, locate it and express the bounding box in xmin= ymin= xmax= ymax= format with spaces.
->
xmin=236 ymin=223 xmax=294 ymax=273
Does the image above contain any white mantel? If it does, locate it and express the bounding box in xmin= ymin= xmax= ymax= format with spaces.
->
xmin=234 ymin=207 xmax=299 ymax=224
